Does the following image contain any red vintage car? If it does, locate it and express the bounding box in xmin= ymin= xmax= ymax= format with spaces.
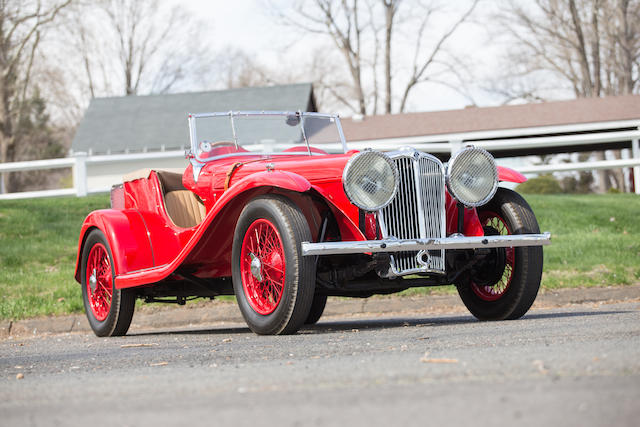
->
xmin=75 ymin=111 xmax=550 ymax=336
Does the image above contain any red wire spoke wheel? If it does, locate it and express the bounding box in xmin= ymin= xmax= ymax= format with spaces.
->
xmin=470 ymin=211 xmax=515 ymax=302
xmin=232 ymin=196 xmax=316 ymax=335
xmin=457 ymin=188 xmax=543 ymax=321
xmin=240 ymin=219 xmax=287 ymax=315
xmin=81 ymin=230 xmax=135 ymax=337
xmin=85 ymin=243 xmax=113 ymax=321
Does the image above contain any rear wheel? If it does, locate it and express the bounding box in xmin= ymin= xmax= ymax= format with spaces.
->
xmin=232 ymin=196 xmax=315 ymax=335
xmin=457 ymin=188 xmax=543 ymax=320
xmin=81 ymin=229 xmax=135 ymax=336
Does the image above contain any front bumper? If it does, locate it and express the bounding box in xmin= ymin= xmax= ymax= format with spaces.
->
xmin=301 ymin=232 xmax=551 ymax=256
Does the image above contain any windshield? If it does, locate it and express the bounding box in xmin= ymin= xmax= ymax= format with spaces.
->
xmin=189 ymin=112 xmax=347 ymax=162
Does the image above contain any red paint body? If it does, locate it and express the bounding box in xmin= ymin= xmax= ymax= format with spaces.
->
xmin=74 ymin=151 xmax=526 ymax=290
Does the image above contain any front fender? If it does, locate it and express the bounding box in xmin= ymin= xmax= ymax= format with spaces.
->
xmin=220 ymin=170 xmax=311 ymax=204
xmin=310 ymin=181 xmax=364 ymax=242
xmin=226 ymin=171 xmax=364 ymax=241
xmin=498 ymin=166 xmax=527 ymax=184
xmin=74 ymin=209 xmax=154 ymax=283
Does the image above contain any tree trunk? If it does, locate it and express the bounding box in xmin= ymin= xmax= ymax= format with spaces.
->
xmin=383 ymin=1 xmax=394 ymax=114
xmin=594 ymin=151 xmax=610 ymax=193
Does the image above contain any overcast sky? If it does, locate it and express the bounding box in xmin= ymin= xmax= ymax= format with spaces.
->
xmin=171 ymin=0 xmax=504 ymax=114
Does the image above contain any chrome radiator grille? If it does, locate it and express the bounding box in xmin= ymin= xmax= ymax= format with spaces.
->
xmin=379 ymin=151 xmax=446 ymax=276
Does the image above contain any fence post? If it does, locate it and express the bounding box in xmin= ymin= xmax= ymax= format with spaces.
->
xmin=632 ymin=137 xmax=640 ymax=195
xmin=73 ymin=152 xmax=88 ymax=197
xmin=449 ymin=140 xmax=462 ymax=157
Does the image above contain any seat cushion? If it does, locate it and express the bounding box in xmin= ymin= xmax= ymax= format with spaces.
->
xmin=164 ymin=190 xmax=206 ymax=228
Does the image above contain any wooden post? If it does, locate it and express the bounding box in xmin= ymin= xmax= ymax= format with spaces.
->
xmin=632 ymin=138 xmax=640 ymax=195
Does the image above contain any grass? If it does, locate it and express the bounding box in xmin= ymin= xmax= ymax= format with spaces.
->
xmin=527 ymin=193 xmax=640 ymax=288
xmin=1 ymin=193 xmax=639 ymax=320
xmin=0 ymin=195 xmax=110 ymax=320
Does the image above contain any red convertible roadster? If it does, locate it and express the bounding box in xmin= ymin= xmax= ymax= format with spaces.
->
xmin=75 ymin=111 xmax=550 ymax=336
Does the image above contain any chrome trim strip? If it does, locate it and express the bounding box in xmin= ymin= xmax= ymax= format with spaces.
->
xmin=298 ymin=111 xmax=312 ymax=155
xmin=229 ymin=111 xmax=239 ymax=149
xmin=187 ymin=111 xmax=348 ymax=165
xmin=301 ymin=232 xmax=551 ymax=256
xmin=413 ymin=158 xmax=427 ymax=238
xmin=190 ymin=111 xmax=340 ymax=119
xmin=334 ymin=114 xmax=349 ymax=153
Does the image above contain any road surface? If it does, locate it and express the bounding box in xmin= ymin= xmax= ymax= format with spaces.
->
xmin=1 ymin=301 xmax=639 ymax=427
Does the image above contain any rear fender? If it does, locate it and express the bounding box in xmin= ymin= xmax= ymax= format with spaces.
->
xmin=74 ymin=210 xmax=154 ymax=283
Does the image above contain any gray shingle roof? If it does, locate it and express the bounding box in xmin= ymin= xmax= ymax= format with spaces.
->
xmin=71 ymin=83 xmax=316 ymax=154
xmin=340 ymin=94 xmax=640 ymax=141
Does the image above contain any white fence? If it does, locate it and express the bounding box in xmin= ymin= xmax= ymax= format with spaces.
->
xmin=0 ymin=127 xmax=639 ymax=200
xmin=0 ymin=150 xmax=186 ymax=200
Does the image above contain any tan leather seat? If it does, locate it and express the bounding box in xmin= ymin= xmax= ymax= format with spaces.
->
xmin=164 ymin=190 xmax=206 ymax=228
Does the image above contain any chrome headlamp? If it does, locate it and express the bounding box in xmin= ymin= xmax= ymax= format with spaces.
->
xmin=343 ymin=150 xmax=398 ymax=211
xmin=446 ymin=146 xmax=498 ymax=207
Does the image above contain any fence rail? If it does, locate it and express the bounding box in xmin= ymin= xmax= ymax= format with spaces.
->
xmin=0 ymin=129 xmax=639 ymax=200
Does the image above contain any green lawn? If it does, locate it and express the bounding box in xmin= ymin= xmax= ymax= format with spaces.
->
xmin=0 ymin=193 xmax=638 ymax=320
xmin=0 ymin=195 xmax=110 ymax=320
xmin=528 ymin=193 xmax=640 ymax=288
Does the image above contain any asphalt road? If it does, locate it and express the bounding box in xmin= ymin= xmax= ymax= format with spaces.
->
xmin=1 ymin=301 xmax=639 ymax=427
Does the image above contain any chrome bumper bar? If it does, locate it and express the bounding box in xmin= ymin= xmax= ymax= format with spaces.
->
xmin=301 ymin=232 xmax=551 ymax=256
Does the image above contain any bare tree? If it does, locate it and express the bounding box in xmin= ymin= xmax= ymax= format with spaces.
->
xmin=381 ymin=0 xmax=398 ymax=114
xmin=101 ymin=0 xmax=183 ymax=95
xmin=61 ymin=0 xmax=214 ymax=100
xmin=0 ymin=0 xmax=71 ymax=193
xmin=279 ymin=0 xmax=368 ymax=114
xmin=212 ymin=48 xmax=278 ymax=90
xmin=494 ymin=0 xmax=640 ymax=192
xmin=495 ymin=0 xmax=639 ymax=99
xmin=277 ymin=0 xmax=479 ymax=115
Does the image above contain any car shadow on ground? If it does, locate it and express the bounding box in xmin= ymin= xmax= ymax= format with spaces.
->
xmin=128 ymin=309 xmax=628 ymax=338
xmin=304 ymin=309 xmax=627 ymax=334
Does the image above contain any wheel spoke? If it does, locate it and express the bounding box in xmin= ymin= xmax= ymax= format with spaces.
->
xmin=86 ymin=242 xmax=113 ymax=321
xmin=262 ymin=261 xmax=284 ymax=274
xmin=240 ymin=218 xmax=287 ymax=315
xmin=470 ymin=211 xmax=515 ymax=302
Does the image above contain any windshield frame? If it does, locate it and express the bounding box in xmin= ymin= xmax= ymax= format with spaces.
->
xmin=187 ymin=111 xmax=348 ymax=163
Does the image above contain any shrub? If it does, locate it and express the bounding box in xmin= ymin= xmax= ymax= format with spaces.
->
xmin=516 ymin=174 xmax=563 ymax=194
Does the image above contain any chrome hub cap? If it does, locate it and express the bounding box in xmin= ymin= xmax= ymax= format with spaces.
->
xmin=249 ymin=253 xmax=263 ymax=282
xmin=89 ymin=268 xmax=98 ymax=293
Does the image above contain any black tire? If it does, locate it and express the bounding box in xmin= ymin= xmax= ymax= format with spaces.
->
xmin=457 ymin=188 xmax=543 ymax=320
xmin=231 ymin=195 xmax=316 ymax=335
xmin=81 ymin=229 xmax=135 ymax=337
xmin=305 ymin=294 xmax=327 ymax=325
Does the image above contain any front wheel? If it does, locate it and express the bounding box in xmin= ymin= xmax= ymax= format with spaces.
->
xmin=457 ymin=188 xmax=543 ymax=320
xmin=81 ymin=229 xmax=135 ymax=336
xmin=231 ymin=196 xmax=316 ymax=335
xmin=305 ymin=294 xmax=328 ymax=325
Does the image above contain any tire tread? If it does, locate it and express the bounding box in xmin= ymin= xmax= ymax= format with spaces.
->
xmin=457 ymin=188 xmax=543 ymax=321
